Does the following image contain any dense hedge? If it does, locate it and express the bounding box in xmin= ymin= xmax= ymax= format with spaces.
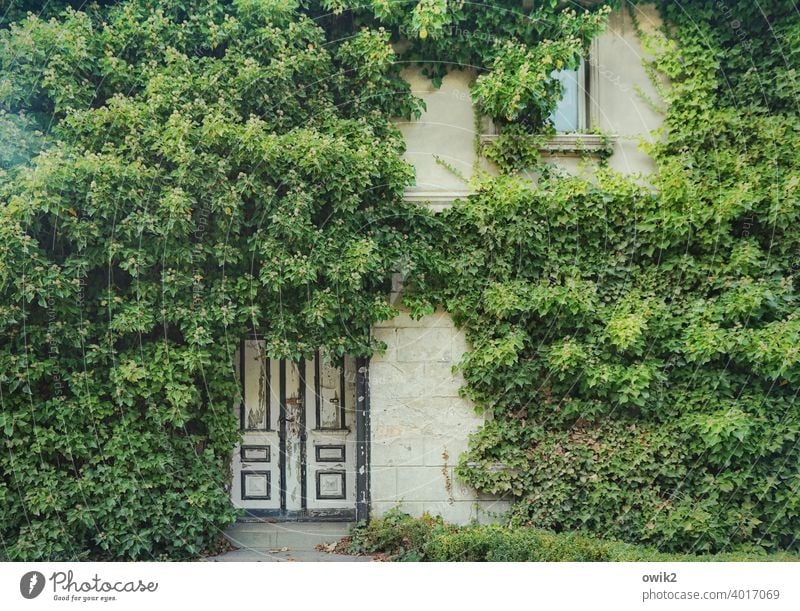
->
xmin=349 ymin=511 xmax=800 ymax=562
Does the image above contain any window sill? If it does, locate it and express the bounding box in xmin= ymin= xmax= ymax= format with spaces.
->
xmin=480 ymin=133 xmax=617 ymax=156
xmin=402 ymin=134 xmax=618 ymax=207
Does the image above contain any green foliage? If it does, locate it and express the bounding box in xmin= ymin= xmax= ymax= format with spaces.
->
xmin=349 ymin=511 xmax=800 ymax=562
xmin=0 ymin=0 xmax=437 ymax=560
xmin=3 ymin=0 xmax=798 ymax=561
xmin=348 ymin=509 xmax=444 ymax=561
xmin=0 ymin=0 xmax=600 ymax=561
xmin=405 ymin=0 xmax=800 ymax=555
xmin=471 ymin=21 xmax=596 ymax=126
xmin=302 ymin=0 xmax=609 ymax=121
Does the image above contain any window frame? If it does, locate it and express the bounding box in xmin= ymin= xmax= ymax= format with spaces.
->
xmin=479 ymin=38 xmax=613 ymax=158
xmin=549 ymin=58 xmax=589 ymax=134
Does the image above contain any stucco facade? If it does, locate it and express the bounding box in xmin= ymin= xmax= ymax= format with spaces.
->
xmin=371 ymin=308 xmax=512 ymax=522
xmin=369 ymin=4 xmax=666 ymax=523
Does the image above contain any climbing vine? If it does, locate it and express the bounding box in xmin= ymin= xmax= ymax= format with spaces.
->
xmin=0 ymin=0 xmax=607 ymax=560
xmin=408 ymin=0 xmax=800 ymax=554
xmin=0 ymin=0 xmax=426 ymax=560
xmin=2 ymin=0 xmax=796 ymax=560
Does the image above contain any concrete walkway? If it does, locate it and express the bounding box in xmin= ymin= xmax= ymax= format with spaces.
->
xmin=205 ymin=521 xmax=373 ymax=562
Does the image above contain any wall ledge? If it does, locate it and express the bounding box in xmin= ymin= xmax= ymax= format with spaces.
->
xmin=402 ymin=189 xmax=473 ymax=210
xmin=480 ymin=132 xmax=618 ymax=156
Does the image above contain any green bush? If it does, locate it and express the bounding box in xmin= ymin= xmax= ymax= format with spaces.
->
xmin=0 ymin=0 xmax=430 ymax=560
xmin=350 ymin=512 xmax=800 ymax=562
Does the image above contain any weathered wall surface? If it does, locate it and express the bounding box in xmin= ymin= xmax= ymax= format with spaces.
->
xmin=370 ymin=308 xmax=511 ymax=523
xmin=398 ymin=68 xmax=479 ymax=197
xmin=593 ymin=3 xmax=666 ymax=175
xmin=371 ymin=4 xmax=666 ymax=524
xmin=397 ymin=3 xmax=666 ymax=192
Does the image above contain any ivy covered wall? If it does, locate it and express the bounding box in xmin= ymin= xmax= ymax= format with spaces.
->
xmin=409 ymin=0 xmax=800 ymax=554
xmin=1 ymin=0 xmax=797 ymax=559
xmin=0 ymin=0 xmax=432 ymax=560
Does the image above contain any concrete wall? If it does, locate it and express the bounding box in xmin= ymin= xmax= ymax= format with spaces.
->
xmin=370 ymin=4 xmax=666 ymax=524
xmin=370 ymin=308 xmax=511 ymax=523
xmin=593 ymin=3 xmax=666 ymax=175
xmin=397 ymin=68 xmax=480 ymax=196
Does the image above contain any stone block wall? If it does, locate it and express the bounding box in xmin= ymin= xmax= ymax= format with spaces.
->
xmin=369 ymin=309 xmax=511 ymax=524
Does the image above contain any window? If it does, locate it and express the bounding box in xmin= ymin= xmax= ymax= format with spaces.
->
xmin=548 ymin=60 xmax=588 ymax=133
xmin=477 ymin=47 xmax=611 ymax=168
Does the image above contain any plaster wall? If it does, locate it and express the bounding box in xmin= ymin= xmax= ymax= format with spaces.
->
xmin=369 ymin=308 xmax=510 ymax=523
xmin=397 ymin=3 xmax=666 ymax=193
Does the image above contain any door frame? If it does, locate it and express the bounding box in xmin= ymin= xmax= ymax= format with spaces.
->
xmin=236 ymin=337 xmax=371 ymax=523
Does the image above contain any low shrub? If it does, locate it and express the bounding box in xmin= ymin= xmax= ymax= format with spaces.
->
xmin=349 ymin=511 xmax=800 ymax=562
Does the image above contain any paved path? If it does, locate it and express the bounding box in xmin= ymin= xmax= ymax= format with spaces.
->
xmin=205 ymin=521 xmax=373 ymax=562
xmin=206 ymin=548 xmax=372 ymax=562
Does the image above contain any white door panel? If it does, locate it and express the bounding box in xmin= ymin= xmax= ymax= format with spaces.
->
xmin=232 ymin=345 xmax=357 ymax=516
xmin=232 ymin=340 xmax=280 ymax=510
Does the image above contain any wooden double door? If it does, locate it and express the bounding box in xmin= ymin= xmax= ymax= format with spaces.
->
xmin=231 ymin=340 xmax=363 ymax=519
